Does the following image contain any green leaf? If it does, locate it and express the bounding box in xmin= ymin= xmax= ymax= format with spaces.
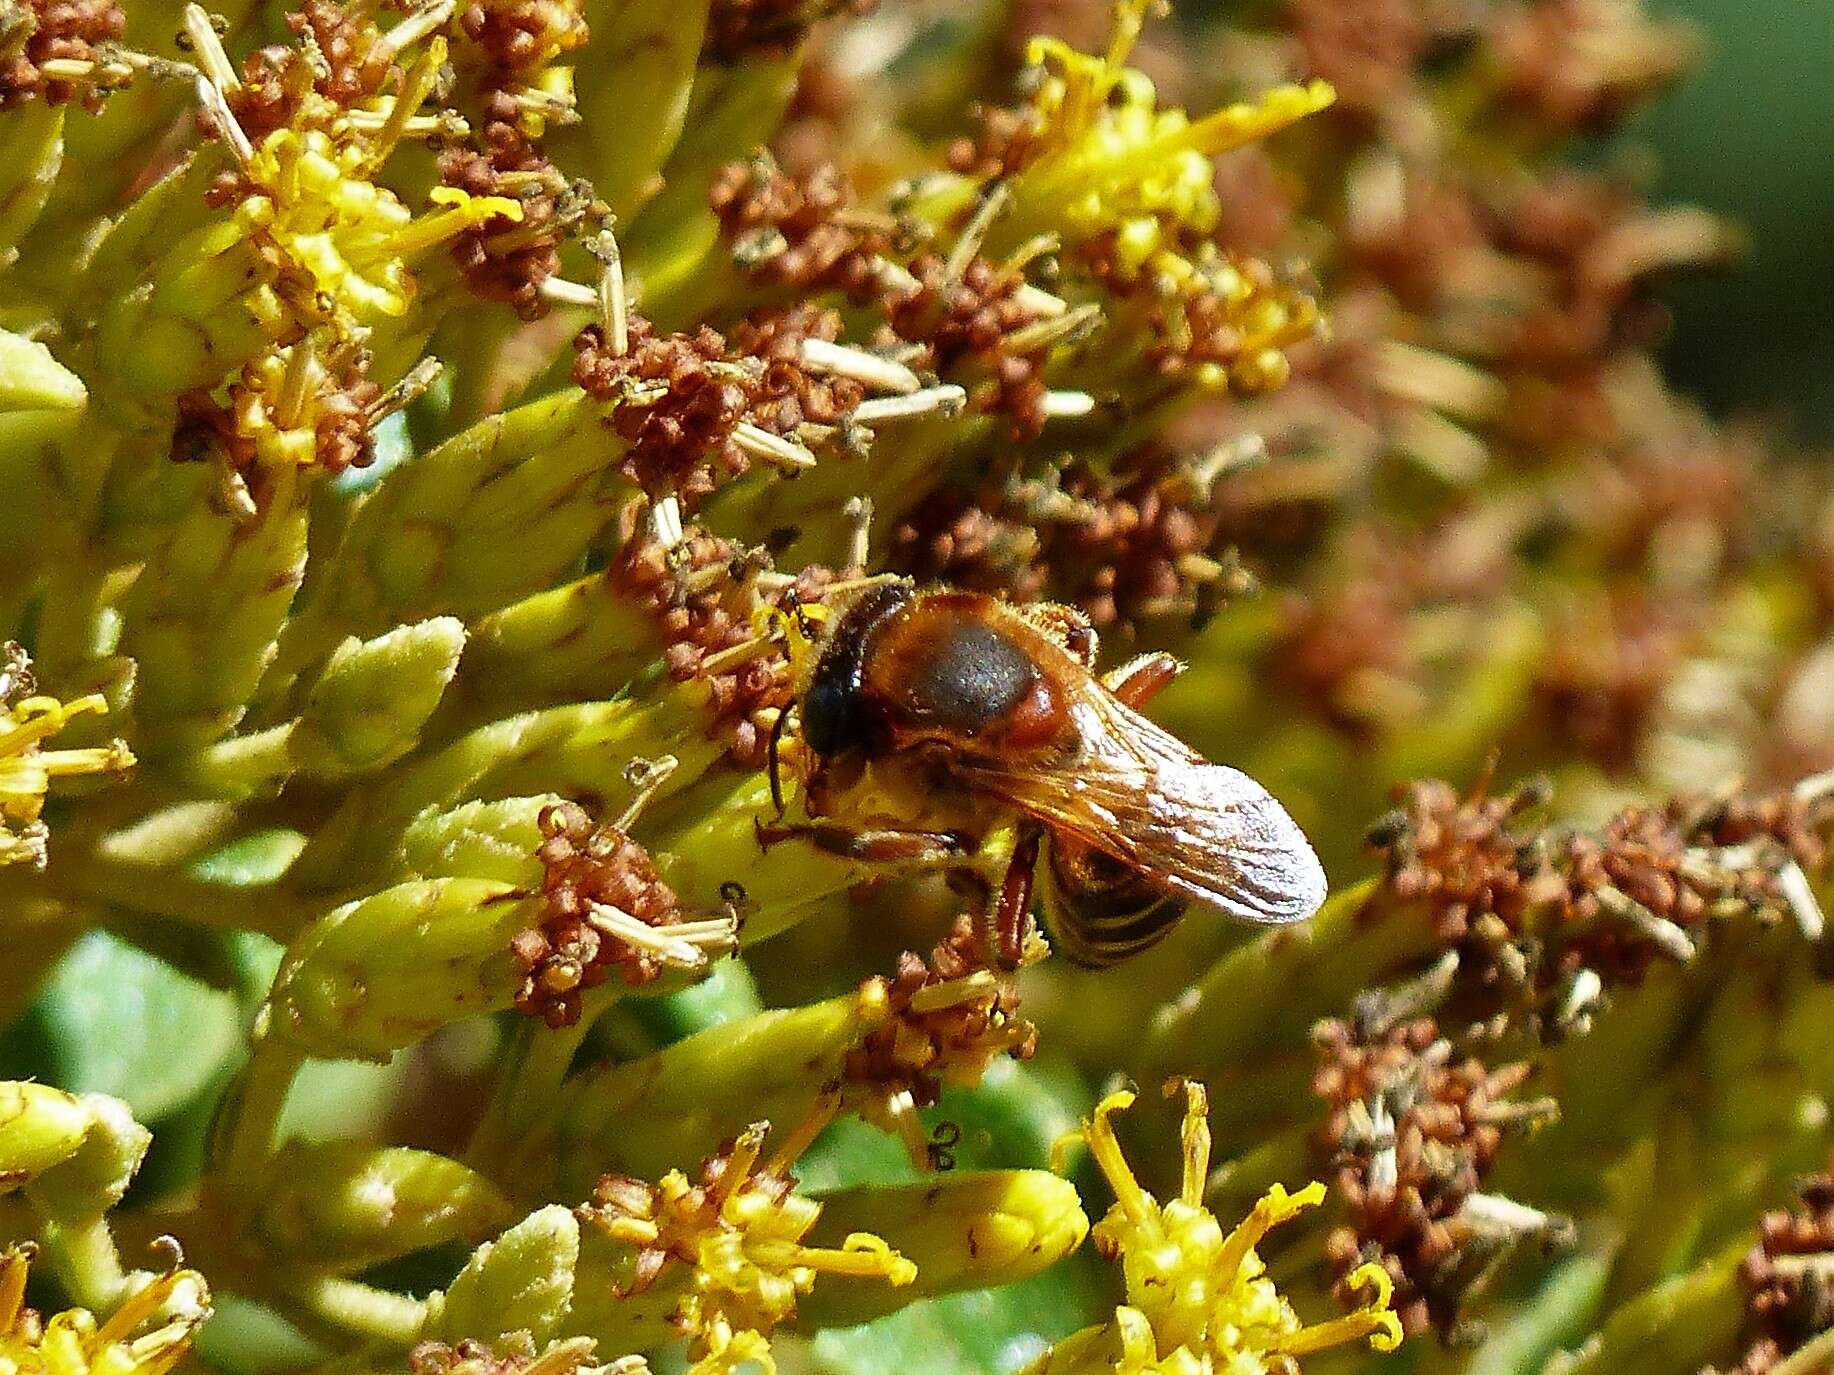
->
xmin=810 ymin=1270 xmax=1100 ymax=1375
xmin=16 ymin=930 xmax=241 ymax=1121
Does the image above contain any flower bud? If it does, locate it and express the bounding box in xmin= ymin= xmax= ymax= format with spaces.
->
xmin=256 ymin=1143 xmax=516 ymax=1270
xmin=0 ymin=328 xmax=85 ymax=412
xmin=429 ymin=1205 xmax=582 ymax=1345
xmin=267 ymin=878 xmax=541 ymax=1059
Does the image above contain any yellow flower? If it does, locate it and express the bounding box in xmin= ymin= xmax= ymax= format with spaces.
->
xmin=1 ymin=645 xmax=133 ymax=869
xmin=235 ymin=125 xmax=522 ymax=327
xmin=0 ymin=1246 xmax=211 ymax=1375
xmin=584 ymin=1105 xmax=917 ymax=1375
xmin=1034 ymin=1085 xmax=1401 ymax=1375
xmin=991 ymin=0 xmax=1334 ymax=266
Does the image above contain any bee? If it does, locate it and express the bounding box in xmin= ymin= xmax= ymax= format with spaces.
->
xmin=765 ymin=580 xmax=1326 ymax=967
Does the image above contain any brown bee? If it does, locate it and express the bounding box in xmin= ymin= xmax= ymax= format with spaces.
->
xmin=766 ymin=580 xmax=1326 ymax=967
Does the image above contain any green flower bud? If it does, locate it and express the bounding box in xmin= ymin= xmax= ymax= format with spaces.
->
xmin=0 ymin=328 xmax=84 ymax=413
xmin=463 ymin=577 xmax=660 ymax=719
xmin=797 ymin=1169 xmax=1089 ymax=1328
xmin=23 ymin=1091 xmax=150 ymax=1222
xmin=430 ymin=1205 xmax=582 ymax=1345
xmin=398 ymin=796 xmax=557 ymax=886
xmin=294 ymin=695 xmax=719 ymax=888
xmin=0 ymin=1081 xmax=93 ymax=1189
xmin=539 ymin=988 xmax=875 ymax=1195
xmin=267 ymin=878 xmax=541 ymax=1059
xmin=264 ymin=389 xmax=631 ymax=698
xmin=0 ymin=105 xmax=63 ymax=262
xmin=256 ymin=1143 xmax=516 ymax=1271
xmin=290 ymin=618 xmax=467 ymax=779
xmin=119 ymin=482 xmax=309 ymax=759
xmin=554 ymin=0 xmax=708 ymax=219
xmin=1546 ymin=1245 xmax=1744 ymax=1375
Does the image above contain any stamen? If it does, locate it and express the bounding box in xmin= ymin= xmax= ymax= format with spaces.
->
xmin=584 ymin=902 xmax=731 ymax=969
xmin=180 ymin=5 xmax=239 ymax=90
xmin=1003 ymin=302 xmax=1103 ymax=353
xmin=942 ymin=181 xmax=1013 ymax=296
xmin=376 ymin=0 xmax=456 ymax=60
xmin=366 ymin=356 xmax=445 ymax=424
xmin=851 ymin=385 xmax=967 ymax=425
xmin=732 ymin=422 xmax=817 ymax=471
xmin=799 ymin=339 xmax=921 ymax=394
xmin=614 ymin=753 xmax=680 ymax=831
xmin=650 ymin=496 xmax=684 ymax=550
xmin=539 ymin=278 xmax=597 ymax=308
xmin=588 ymin=228 xmax=629 ymax=357
xmin=1040 ymin=389 xmax=1096 ymax=419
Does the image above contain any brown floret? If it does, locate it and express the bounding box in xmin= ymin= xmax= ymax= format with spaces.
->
xmin=229 ymin=0 xmax=394 ymax=138
xmin=845 ymin=917 xmax=1037 ymax=1144
xmin=410 ymin=1337 xmax=602 ymax=1375
xmin=574 ymin=307 xmax=856 ymax=509
xmin=1315 ymin=1016 xmax=1557 ymax=1338
xmin=512 ymin=799 xmax=690 ymax=1026
xmin=709 ymin=155 xmax=892 ymax=297
xmin=1284 ymin=0 xmax=1427 ymax=115
xmin=0 ymin=0 xmax=126 ymax=112
xmin=1272 ymin=546 xmax=1418 ymax=741
xmin=1371 ymin=774 xmax=1830 ymax=1025
xmin=1711 ymin=1170 xmax=1834 ymax=1374
xmin=727 ymin=305 xmax=868 ymax=430
xmin=436 ymin=1 xmax=595 ymax=317
xmin=890 ymin=489 xmax=1048 ymax=605
xmin=702 ymin=0 xmax=876 ymax=64
xmin=574 ymin=319 xmax=760 ymax=506
xmin=1532 ymin=590 xmax=1691 ymax=776
xmin=1485 ymin=0 xmax=1695 ymax=134
xmin=892 ymin=443 xmax=1259 ymax=637
xmin=946 ymin=104 xmax=1050 ymax=183
xmin=882 ymin=252 xmax=1053 ymax=438
xmin=604 ymin=511 xmax=839 ymax=768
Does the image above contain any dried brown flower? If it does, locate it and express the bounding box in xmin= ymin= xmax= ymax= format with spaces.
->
xmin=702 ymin=0 xmax=875 ymax=64
xmin=710 ymin=155 xmax=892 ymax=297
xmin=1315 ymin=1015 xmax=1559 ymax=1338
xmin=1715 ymin=1170 xmax=1834 ymax=1374
xmin=0 ymin=0 xmax=126 ymax=112
xmin=513 ymin=798 xmax=724 ymax=1026
xmin=230 ymin=0 xmax=393 ymax=138
xmin=844 ymin=917 xmax=1038 ymax=1156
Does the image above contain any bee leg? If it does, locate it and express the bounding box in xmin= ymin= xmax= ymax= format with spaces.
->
xmin=1102 ymin=651 xmax=1183 ymax=708
xmin=755 ymin=818 xmax=973 ymax=872
xmin=987 ymin=824 xmax=1044 ymax=970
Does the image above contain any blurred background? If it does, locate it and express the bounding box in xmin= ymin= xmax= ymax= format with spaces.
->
xmin=1639 ymin=0 xmax=1834 ymax=442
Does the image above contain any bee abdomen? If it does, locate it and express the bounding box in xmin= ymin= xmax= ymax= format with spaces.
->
xmin=1039 ymin=837 xmax=1187 ymax=968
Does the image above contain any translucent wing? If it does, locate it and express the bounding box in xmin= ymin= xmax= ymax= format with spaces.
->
xmin=959 ymin=684 xmax=1327 ymax=925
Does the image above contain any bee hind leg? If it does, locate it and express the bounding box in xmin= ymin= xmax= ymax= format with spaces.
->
xmin=984 ymin=824 xmax=1044 ymax=971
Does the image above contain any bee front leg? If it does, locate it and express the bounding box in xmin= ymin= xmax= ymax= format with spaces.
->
xmin=1102 ymin=651 xmax=1183 ymax=708
xmin=754 ymin=818 xmax=974 ymax=872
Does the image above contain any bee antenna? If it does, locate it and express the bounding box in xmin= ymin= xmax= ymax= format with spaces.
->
xmin=768 ymin=704 xmax=794 ymax=818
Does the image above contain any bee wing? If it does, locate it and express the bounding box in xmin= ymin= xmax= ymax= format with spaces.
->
xmin=960 ymin=686 xmax=1327 ymax=925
